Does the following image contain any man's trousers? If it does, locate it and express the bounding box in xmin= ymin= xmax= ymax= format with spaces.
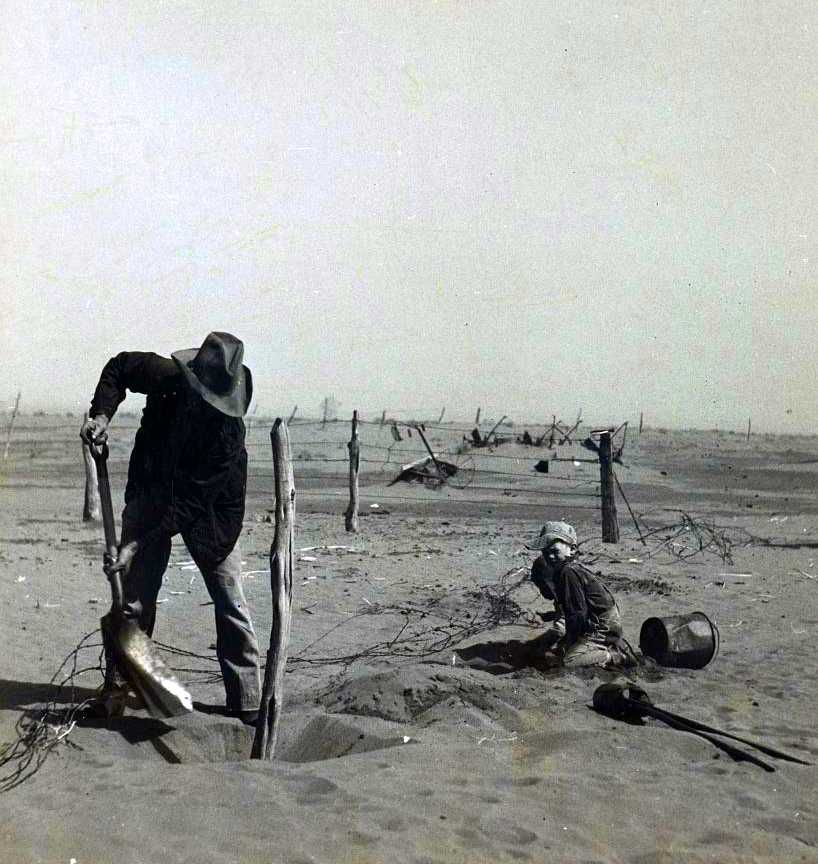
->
xmin=109 ymin=534 xmax=261 ymax=712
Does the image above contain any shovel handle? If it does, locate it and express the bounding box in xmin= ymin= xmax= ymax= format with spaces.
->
xmin=89 ymin=442 xmax=125 ymax=608
xmin=635 ymin=701 xmax=776 ymax=772
xmin=639 ymin=702 xmax=811 ymax=766
xmin=89 ymin=442 xmax=117 ymax=553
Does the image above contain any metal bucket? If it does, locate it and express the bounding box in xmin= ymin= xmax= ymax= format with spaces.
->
xmin=639 ymin=612 xmax=719 ymax=669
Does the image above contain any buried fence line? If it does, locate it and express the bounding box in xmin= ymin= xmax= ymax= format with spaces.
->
xmin=247 ymin=457 xmax=602 ymax=494
xmin=88 ymin=464 xmax=599 ymax=495
xmin=247 ymin=439 xmax=345 ymax=449
xmin=251 ymin=439 xmax=603 ymax=464
xmin=294 ymin=489 xmax=603 ymax=510
xmin=61 ymin=414 xmax=616 ymax=539
xmin=250 ymin=445 xmax=606 ymax=477
xmin=361 ymin=461 xmax=600 ymax=483
xmin=250 ymin=470 xmax=602 ymax=497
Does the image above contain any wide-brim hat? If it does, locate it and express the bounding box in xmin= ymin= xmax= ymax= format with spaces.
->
xmin=172 ymin=331 xmax=253 ymax=418
xmin=525 ymin=520 xmax=578 ymax=551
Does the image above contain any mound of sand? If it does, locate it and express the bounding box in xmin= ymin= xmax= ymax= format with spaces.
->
xmin=316 ymin=661 xmax=553 ymax=732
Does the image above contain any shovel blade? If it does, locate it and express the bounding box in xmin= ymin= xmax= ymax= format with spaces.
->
xmin=103 ymin=614 xmax=193 ymax=719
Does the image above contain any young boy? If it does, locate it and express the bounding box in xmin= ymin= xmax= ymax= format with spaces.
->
xmin=527 ymin=521 xmax=631 ymax=669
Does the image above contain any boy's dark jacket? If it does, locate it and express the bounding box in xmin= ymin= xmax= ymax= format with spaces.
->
xmin=532 ymin=557 xmax=616 ymax=644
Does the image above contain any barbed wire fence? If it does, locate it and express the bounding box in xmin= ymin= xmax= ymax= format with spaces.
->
xmin=246 ymin=413 xmax=613 ymax=516
xmin=3 ymin=410 xmax=614 ymax=508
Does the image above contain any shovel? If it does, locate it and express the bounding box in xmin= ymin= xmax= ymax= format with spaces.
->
xmin=593 ymin=683 xmax=810 ymax=772
xmin=90 ymin=442 xmax=193 ymax=719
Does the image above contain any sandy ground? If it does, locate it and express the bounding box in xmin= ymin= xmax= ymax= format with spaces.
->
xmin=1 ymin=419 xmax=817 ymax=863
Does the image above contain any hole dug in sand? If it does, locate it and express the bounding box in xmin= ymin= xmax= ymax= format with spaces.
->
xmin=276 ymin=714 xmax=411 ymax=763
xmin=78 ymin=710 xmax=411 ymax=765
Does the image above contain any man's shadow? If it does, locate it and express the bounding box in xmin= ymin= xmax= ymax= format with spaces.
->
xmin=0 ymin=678 xmax=100 ymax=711
xmin=0 ymin=678 xmax=179 ymax=756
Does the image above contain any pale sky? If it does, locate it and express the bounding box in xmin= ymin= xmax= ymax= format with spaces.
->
xmin=2 ymin=2 xmax=816 ymax=432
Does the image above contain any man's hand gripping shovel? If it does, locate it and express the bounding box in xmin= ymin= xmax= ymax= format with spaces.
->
xmin=88 ymin=439 xmax=193 ymax=720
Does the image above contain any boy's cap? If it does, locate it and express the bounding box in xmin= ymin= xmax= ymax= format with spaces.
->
xmin=525 ymin=521 xmax=577 ymax=550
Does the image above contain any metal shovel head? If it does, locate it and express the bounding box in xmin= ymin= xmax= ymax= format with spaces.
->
xmin=103 ymin=613 xmax=193 ymax=719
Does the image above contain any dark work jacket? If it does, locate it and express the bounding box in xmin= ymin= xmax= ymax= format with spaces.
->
xmin=89 ymin=351 xmax=248 ymax=566
xmin=533 ymin=558 xmax=617 ymax=646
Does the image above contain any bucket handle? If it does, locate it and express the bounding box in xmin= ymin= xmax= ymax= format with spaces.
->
xmin=708 ymin=616 xmax=720 ymax=664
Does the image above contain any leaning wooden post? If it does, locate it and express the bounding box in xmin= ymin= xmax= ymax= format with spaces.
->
xmin=484 ymin=414 xmax=507 ymax=445
xmin=252 ymin=419 xmax=295 ymax=760
xmin=613 ymin=470 xmax=645 ymax=546
xmin=82 ymin=415 xmax=102 ymax=522
xmin=437 ymin=407 xmax=446 ymax=424
xmin=598 ymin=429 xmax=620 ymax=543
xmin=345 ymin=410 xmax=360 ymax=533
xmin=474 ymin=407 xmax=481 ymax=426
xmin=415 ymin=424 xmax=445 ymax=481
xmin=3 ymin=390 xmax=21 ymax=461
xmin=288 ymin=404 xmax=298 ymax=424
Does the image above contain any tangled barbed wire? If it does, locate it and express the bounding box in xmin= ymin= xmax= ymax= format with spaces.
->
xmin=285 ymin=566 xmax=532 ymax=670
xmin=0 ymin=630 xmax=104 ymax=793
xmin=582 ymin=509 xmax=759 ymax=567
xmin=636 ymin=510 xmax=756 ymax=565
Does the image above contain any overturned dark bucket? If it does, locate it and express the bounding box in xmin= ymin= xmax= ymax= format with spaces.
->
xmin=639 ymin=612 xmax=719 ymax=669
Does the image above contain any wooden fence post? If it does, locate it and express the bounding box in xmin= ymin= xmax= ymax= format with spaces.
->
xmin=288 ymin=405 xmax=298 ymax=424
xmin=598 ymin=429 xmax=620 ymax=543
xmin=746 ymin=417 xmax=751 ymax=442
xmin=474 ymin=407 xmax=481 ymax=425
xmin=321 ymin=398 xmax=328 ymax=428
xmin=380 ymin=410 xmax=386 ymax=427
xmin=437 ymin=407 xmax=445 ymax=424
xmin=345 ymin=410 xmax=360 ymax=533
xmin=82 ymin=415 xmax=101 ymax=522
xmin=638 ymin=412 xmax=644 ymax=435
xmin=252 ymin=418 xmax=295 ymax=760
xmin=3 ymin=390 xmax=21 ymax=460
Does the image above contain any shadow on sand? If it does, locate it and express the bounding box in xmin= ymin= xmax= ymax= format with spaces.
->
xmin=455 ymin=634 xmax=562 ymax=675
xmin=0 ymin=678 xmax=181 ymax=767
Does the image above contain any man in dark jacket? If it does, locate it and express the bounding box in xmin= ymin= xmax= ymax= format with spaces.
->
xmin=526 ymin=521 xmax=630 ymax=668
xmin=81 ymin=332 xmax=261 ymax=723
